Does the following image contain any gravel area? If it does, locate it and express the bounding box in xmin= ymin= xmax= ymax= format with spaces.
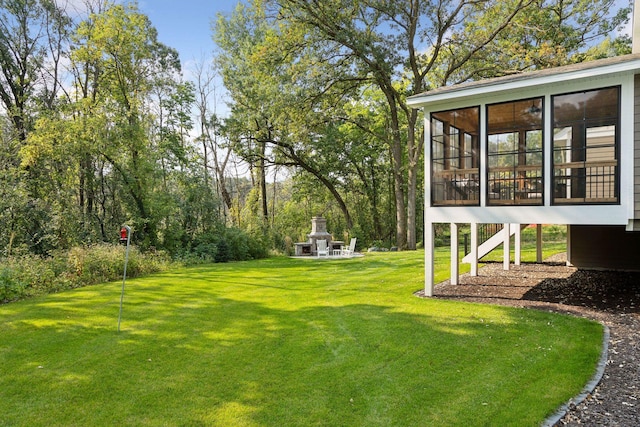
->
xmin=418 ymin=254 xmax=640 ymax=426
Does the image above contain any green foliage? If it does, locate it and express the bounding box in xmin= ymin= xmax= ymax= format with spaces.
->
xmin=2 ymin=2 xmax=238 ymax=260
xmin=215 ymin=0 xmax=629 ymax=251
xmin=433 ymin=0 xmax=631 ymax=83
xmin=521 ymin=224 xmax=567 ymax=242
xmin=176 ymin=227 xmax=269 ymax=265
xmin=66 ymin=244 xmax=169 ymax=284
xmin=0 ymin=245 xmax=171 ymax=304
xmin=0 ymin=0 xmax=632 ymax=264
xmin=0 ymin=266 xmax=26 ymax=302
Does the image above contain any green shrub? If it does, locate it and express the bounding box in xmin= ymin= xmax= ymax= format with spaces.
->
xmin=247 ymin=232 xmax=269 ymax=259
xmin=72 ymin=244 xmax=170 ymax=282
xmin=0 ymin=229 xmax=271 ymax=304
xmin=0 ymin=245 xmax=172 ymax=304
xmin=221 ymin=228 xmax=249 ymax=261
xmin=180 ymin=228 xmax=269 ymax=265
xmin=188 ymin=233 xmax=219 ymax=264
xmin=0 ymin=267 xmax=26 ymax=302
xmin=214 ymin=238 xmax=231 ymax=263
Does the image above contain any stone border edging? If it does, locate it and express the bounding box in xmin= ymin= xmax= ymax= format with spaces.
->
xmin=542 ymin=324 xmax=610 ymax=427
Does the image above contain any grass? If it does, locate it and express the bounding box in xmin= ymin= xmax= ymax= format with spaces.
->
xmin=479 ymin=241 xmax=567 ymax=263
xmin=0 ymin=250 xmax=602 ymax=426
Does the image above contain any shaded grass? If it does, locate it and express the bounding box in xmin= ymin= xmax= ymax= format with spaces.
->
xmin=479 ymin=241 xmax=567 ymax=264
xmin=475 ymin=224 xmax=567 ymax=264
xmin=0 ymin=251 xmax=601 ymax=426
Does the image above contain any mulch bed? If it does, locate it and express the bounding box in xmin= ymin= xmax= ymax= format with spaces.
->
xmin=417 ymin=255 xmax=640 ymax=426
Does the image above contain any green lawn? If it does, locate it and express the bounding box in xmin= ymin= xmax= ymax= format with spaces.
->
xmin=0 ymin=250 xmax=602 ymax=426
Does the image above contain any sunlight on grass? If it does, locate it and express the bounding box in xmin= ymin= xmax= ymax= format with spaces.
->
xmin=212 ymin=401 xmax=260 ymax=426
xmin=0 ymin=250 xmax=602 ymax=426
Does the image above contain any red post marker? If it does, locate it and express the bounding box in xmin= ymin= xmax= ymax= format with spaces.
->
xmin=120 ymin=227 xmax=128 ymax=244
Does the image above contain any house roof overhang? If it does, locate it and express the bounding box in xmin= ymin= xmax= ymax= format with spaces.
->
xmin=407 ymin=54 xmax=640 ymax=109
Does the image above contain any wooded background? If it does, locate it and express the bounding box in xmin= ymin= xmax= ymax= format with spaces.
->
xmin=0 ymin=0 xmax=631 ymax=260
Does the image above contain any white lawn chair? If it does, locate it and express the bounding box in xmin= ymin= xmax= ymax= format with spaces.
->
xmin=316 ymin=239 xmax=329 ymax=257
xmin=342 ymin=238 xmax=357 ymax=257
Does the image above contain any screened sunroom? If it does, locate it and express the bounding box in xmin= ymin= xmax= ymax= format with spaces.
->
xmin=408 ymin=54 xmax=640 ymax=296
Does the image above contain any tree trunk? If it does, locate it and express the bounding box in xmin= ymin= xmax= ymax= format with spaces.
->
xmin=260 ymin=140 xmax=268 ymax=223
xmin=384 ymin=89 xmax=407 ymax=250
xmin=279 ymin=143 xmax=353 ymax=229
xmin=406 ymin=108 xmax=422 ymax=250
xmin=392 ymin=142 xmax=408 ymax=250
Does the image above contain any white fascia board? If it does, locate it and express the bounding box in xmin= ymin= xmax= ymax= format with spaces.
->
xmin=408 ymin=59 xmax=640 ymax=108
xmin=424 ymin=205 xmax=631 ymax=226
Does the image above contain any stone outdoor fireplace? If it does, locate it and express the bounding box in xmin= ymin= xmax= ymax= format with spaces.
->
xmin=294 ymin=216 xmax=342 ymax=256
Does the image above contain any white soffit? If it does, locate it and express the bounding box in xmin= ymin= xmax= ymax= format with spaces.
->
xmin=407 ymin=55 xmax=640 ymax=108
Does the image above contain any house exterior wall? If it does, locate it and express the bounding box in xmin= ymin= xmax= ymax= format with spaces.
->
xmin=634 ymin=74 xmax=640 ymax=227
xmin=421 ymin=72 xmax=635 ymax=227
xmin=568 ymin=225 xmax=640 ymax=271
xmin=409 ymin=55 xmax=640 ymax=294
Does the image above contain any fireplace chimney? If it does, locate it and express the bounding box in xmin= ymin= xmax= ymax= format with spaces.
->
xmin=307 ymin=216 xmax=333 ymax=253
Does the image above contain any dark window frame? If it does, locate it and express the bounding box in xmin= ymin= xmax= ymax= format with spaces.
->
xmin=485 ymin=97 xmax=545 ymax=206
xmin=551 ymin=86 xmax=620 ymax=206
xmin=430 ymin=106 xmax=481 ymax=206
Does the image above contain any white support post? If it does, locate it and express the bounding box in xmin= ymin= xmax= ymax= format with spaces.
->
xmin=470 ymin=222 xmax=478 ymax=276
xmin=503 ymin=223 xmax=510 ymax=270
xmin=566 ymin=225 xmax=572 ymax=267
xmin=514 ymin=223 xmax=521 ymax=266
xmin=424 ymin=222 xmax=435 ymax=297
xmin=450 ymin=223 xmax=459 ymax=285
xmin=536 ymin=224 xmax=543 ymax=263
xmin=118 ymin=225 xmax=132 ymax=333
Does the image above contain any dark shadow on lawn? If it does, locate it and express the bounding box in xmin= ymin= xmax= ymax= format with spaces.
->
xmin=116 ymin=300 xmax=595 ymax=426
xmin=1 ymin=279 xmax=595 ymax=427
xmin=179 ymin=254 xmax=410 ymax=273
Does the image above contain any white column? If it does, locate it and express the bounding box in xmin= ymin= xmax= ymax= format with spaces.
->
xmin=503 ymin=223 xmax=510 ymax=270
xmin=566 ymin=225 xmax=572 ymax=267
xmin=514 ymin=224 xmax=521 ymax=266
xmin=536 ymin=224 xmax=543 ymax=263
xmin=424 ymin=222 xmax=435 ymax=296
xmin=479 ymin=106 xmax=487 ymax=207
xmin=543 ymin=95 xmax=552 ymax=207
xmin=470 ymin=222 xmax=479 ymax=276
xmin=450 ymin=223 xmax=459 ymax=285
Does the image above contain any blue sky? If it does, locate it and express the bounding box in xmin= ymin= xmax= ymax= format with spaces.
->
xmin=137 ymin=0 xmax=242 ymax=64
xmin=134 ymin=0 xmax=635 ymax=74
xmin=132 ymin=1 xmax=246 ymax=117
xmin=126 ymin=0 xmax=634 ymax=117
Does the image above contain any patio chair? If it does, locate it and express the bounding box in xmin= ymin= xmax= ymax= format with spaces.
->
xmin=342 ymin=238 xmax=357 ymax=257
xmin=316 ymin=239 xmax=329 ymax=257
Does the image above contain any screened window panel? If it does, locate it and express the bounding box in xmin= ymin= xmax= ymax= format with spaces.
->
xmin=431 ymin=107 xmax=480 ymax=206
xmin=552 ymin=88 xmax=619 ymax=204
xmin=487 ymin=98 xmax=544 ymax=205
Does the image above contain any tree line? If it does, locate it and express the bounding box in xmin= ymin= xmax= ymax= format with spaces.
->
xmin=0 ymin=0 xmax=631 ymax=260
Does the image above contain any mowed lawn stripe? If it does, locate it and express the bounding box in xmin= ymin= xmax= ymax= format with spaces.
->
xmin=0 ymin=251 xmax=603 ymax=426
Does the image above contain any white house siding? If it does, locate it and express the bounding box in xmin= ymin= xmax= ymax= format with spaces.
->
xmin=420 ymin=71 xmax=634 ymax=227
xmin=408 ymin=55 xmax=640 ymax=293
xmin=567 ymin=74 xmax=640 ymax=269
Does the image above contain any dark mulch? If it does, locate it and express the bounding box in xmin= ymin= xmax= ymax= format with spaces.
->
xmin=524 ymin=269 xmax=640 ymax=314
xmin=421 ymin=257 xmax=640 ymax=426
